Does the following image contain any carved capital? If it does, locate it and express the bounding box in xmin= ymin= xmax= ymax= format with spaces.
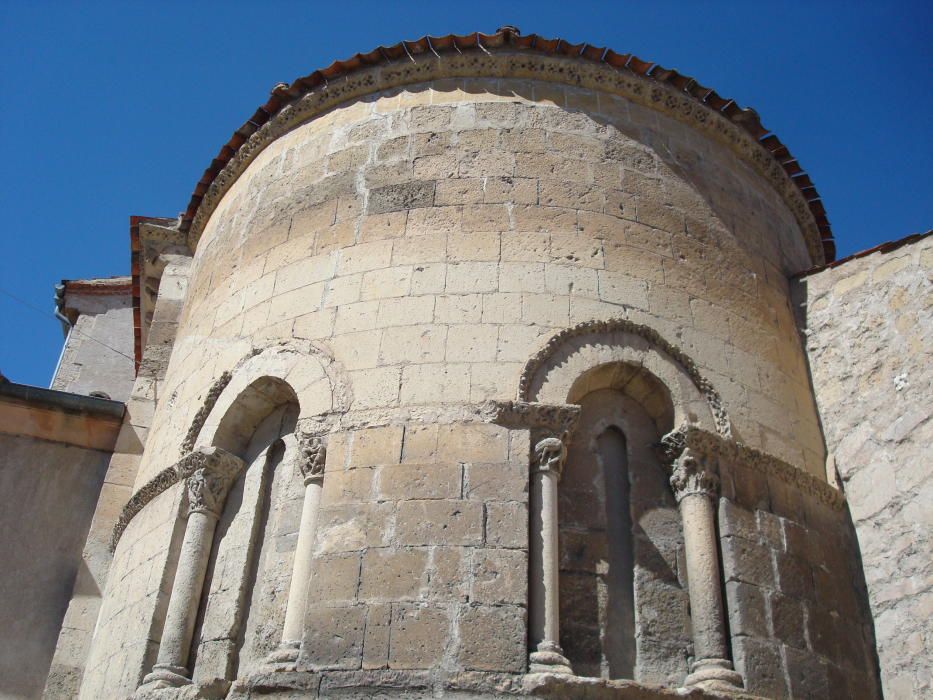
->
xmin=297 ymin=432 xmax=326 ymax=484
xmin=658 ymin=424 xmax=845 ymax=510
xmin=185 ymin=450 xmax=244 ymax=517
xmin=670 ymin=447 xmax=720 ymax=502
xmin=532 ymin=436 xmax=568 ymax=479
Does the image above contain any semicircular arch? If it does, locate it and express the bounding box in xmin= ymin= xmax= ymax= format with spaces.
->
xmin=192 ymin=342 xmax=346 ymax=452
xmin=519 ymin=318 xmax=731 ymax=438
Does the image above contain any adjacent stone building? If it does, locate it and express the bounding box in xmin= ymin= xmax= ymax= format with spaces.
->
xmin=0 ymin=275 xmax=134 ymax=700
xmin=52 ymin=276 xmax=136 ymax=403
xmin=8 ymin=27 xmax=928 ymax=700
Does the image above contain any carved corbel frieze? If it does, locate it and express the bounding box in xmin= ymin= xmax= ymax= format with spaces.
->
xmin=658 ymin=424 xmax=845 ymax=510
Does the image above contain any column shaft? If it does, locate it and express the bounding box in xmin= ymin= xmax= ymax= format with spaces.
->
xmin=679 ymin=493 xmax=729 ymax=661
xmin=281 ymin=478 xmax=322 ymax=643
xmin=141 ymin=450 xmax=243 ymax=688
xmin=528 ymin=436 xmax=572 ymax=674
xmin=670 ymin=447 xmax=743 ymax=691
xmin=151 ymin=512 xmax=218 ymax=680
xmin=266 ymin=433 xmax=326 ymax=668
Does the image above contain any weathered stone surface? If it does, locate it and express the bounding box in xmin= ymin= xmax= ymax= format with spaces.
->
xmin=367 ymin=181 xmax=435 ymax=215
xmin=359 ymin=547 xmax=427 ymax=601
xmin=485 ymin=501 xmax=528 ymax=549
xmin=458 ymin=604 xmax=527 ymax=672
xmin=732 ymin=636 xmax=787 ymax=698
xmin=57 ymin=50 xmax=907 ymax=700
xmin=396 ymin=500 xmax=484 ymax=546
xmin=721 ymin=535 xmax=774 ymax=589
xmin=769 ymin=592 xmax=805 ymax=649
xmin=301 ymin=606 xmax=366 ymax=670
xmin=797 ymin=234 xmax=931 ymax=700
xmin=724 ymin=581 xmax=767 ymax=638
xmin=387 ymin=604 xmax=447 ymax=669
xmin=785 ymin=645 xmax=829 ymax=698
xmin=471 ymin=549 xmax=528 ymax=605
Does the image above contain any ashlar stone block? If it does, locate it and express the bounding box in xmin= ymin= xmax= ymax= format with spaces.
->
xmin=396 ymin=499 xmax=484 ymax=546
xmin=471 ymin=549 xmax=528 ymax=605
xmin=457 ymin=604 xmax=526 ymax=672
xmin=359 ymin=547 xmax=429 ymax=601
xmin=388 ymin=604 xmax=448 ymax=669
xmin=301 ymin=606 xmax=366 ymax=670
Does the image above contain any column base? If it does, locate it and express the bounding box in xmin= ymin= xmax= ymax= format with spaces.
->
xmin=683 ymin=658 xmax=744 ymax=692
xmin=262 ymin=640 xmax=301 ymax=670
xmin=528 ymin=641 xmax=573 ymax=675
xmin=140 ymin=663 xmax=191 ymax=688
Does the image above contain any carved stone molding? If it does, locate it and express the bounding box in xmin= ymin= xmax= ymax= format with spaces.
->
xmin=487 ymin=400 xmax=581 ymax=440
xmin=517 ymin=318 xmax=732 ymax=438
xmin=659 ymin=424 xmax=845 ymax=510
xmin=179 ymin=371 xmax=233 ymax=455
xmin=185 ymin=455 xmax=244 ymax=518
xmin=297 ymin=432 xmax=326 ymax=484
xmin=110 ymin=447 xmax=241 ymax=551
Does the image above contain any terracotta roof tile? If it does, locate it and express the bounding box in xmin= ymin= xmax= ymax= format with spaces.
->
xmin=796 ymin=230 xmax=930 ymax=277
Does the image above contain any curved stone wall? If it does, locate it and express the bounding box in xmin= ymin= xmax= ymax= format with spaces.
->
xmin=165 ymin=80 xmax=824 ymax=481
xmin=76 ymin=76 xmax=861 ymax=699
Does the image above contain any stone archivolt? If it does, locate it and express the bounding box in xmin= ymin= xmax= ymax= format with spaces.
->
xmin=518 ymin=318 xmax=732 ymax=439
xmin=179 ymin=370 xmax=232 ymax=455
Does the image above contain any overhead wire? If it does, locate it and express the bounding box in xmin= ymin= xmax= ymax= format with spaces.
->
xmin=0 ymin=286 xmax=136 ymax=364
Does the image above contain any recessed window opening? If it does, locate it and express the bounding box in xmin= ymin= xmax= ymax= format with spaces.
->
xmin=596 ymin=425 xmax=636 ymax=679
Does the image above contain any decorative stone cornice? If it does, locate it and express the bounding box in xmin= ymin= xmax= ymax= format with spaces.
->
xmin=179 ymin=371 xmax=233 ymax=455
xmin=658 ymin=424 xmax=845 ymax=510
xmin=297 ymin=432 xmax=326 ymax=484
xmin=487 ymin=400 xmax=581 ymax=439
xmin=518 ymin=318 xmax=732 ymax=438
xmin=110 ymin=446 xmax=242 ymax=551
xmin=185 ymin=454 xmax=244 ymax=518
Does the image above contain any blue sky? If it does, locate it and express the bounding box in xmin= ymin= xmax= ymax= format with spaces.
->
xmin=1 ymin=1 xmax=930 ymax=387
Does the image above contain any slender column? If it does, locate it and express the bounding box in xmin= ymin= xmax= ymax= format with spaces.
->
xmin=266 ymin=433 xmax=326 ymax=667
xmin=528 ymin=435 xmax=573 ymax=674
xmin=670 ymin=447 xmax=743 ymax=691
xmin=142 ymin=451 xmax=243 ymax=688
